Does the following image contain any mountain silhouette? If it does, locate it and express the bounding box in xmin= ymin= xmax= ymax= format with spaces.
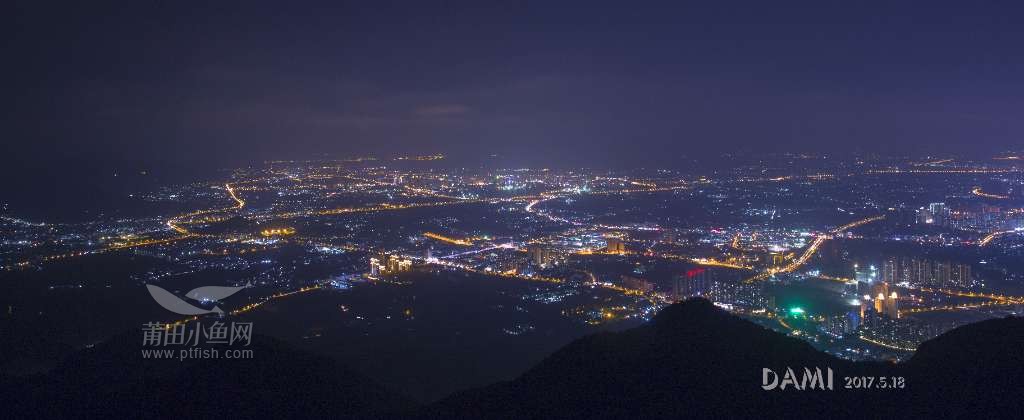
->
xmin=2 ymin=333 xmax=413 ymax=418
xmin=4 ymin=299 xmax=1023 ymax=418
xmin=423 ymin=299 xmax=1024 ymax=418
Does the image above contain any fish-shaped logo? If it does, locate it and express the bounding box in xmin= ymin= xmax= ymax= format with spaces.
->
xmin=146 ymin=282 xmax=251 ymax=315
xmin=186 ymin=282 xmax=252 ymax=302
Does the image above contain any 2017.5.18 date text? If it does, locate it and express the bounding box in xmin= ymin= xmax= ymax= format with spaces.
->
xmin=845 ymin=376 xmax=905 ymax=389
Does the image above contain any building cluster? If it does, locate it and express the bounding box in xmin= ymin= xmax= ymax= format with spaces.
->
xmin=527 ymin=244 xmax=556 ymax=268
xmin=620 ymin=275 xmax=655 ymax=294
xmin=881 ymin=256 xmax=977 ymax=289
xmin=858 ymin=312 xmax=950 ymax=350
xmin=670 ymin=268 xmax=773 ymax=311
xmin=913 ymin=202 xmax=1024 ymax=232
xmin=369 ymin=254 xmax=412 ymax=276
xmin=604 ymin=237 xmax=627 ymax=255
xmin=863 ymin=282 xmax=900 ymax=320
xmin=820 ymin=304 xmax=948 ymax=351
xmin=915 ymin=202 xmax=949 ymax=226
xmin=850 ymin=265 xmax=900 ymax=318
xmin=822 ymin=264 xmax=968 ymax=350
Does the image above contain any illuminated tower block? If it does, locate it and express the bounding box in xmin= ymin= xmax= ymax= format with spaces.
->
xmin=605 ymin=238 xmax=626 ymax=254
xmin=885 ymin=292 xmax=899 ymax=319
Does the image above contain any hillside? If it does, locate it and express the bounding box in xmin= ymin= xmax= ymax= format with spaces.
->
xmin=5 ymin=299 xmax=1023 ymax=418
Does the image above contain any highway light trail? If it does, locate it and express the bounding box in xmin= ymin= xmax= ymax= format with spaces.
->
xmin=971 ymin=186 xmax=1009 ymax=199
xmin=438 ymin=243 xmax=516 ymax=259
xmin=859 ymin=335 xmax=917 ymax=352
xmin=745 ymin=215 xmax=885 ymax=283
xmin=979 ymin=229 xmax=1022 ymax=247
xmin=226 ymin=183 xmax=246 ymax=208
xmin=423 ymin=232 xmax=474 ymax=246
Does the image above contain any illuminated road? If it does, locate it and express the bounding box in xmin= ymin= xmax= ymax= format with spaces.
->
xmin=167 ymin=182 xmax=247 ymax=235
xmin=900 ymin=287 xmax=1024 ymax=315
xmin=901 ymin=300 xmax=1020 ymax=315
xmin=979 ymin=229 xmax=1022 ymax=247
xmin=524 ymin=195 xmax=581 ymax=225
xmin=687 ymin=257 xmax=752 ymax=270
xmin=423 ymin=232 xmax=474 ymax=246
xmin=745 ymin=215 xmax=885 ymax=283
xmin=971 ymin=186 xmax=1009 ymax=199
xmin=915 ymin=287 xmax=1024 ymax=304
xmin=859 ymin=335 xmax=916 ymax=352
xmin=226 ymin=183 xmax=246 ymax=208
xmin=437 ymin=243 xmax=516 ymax=259
xmin=4 ymin=182 xmax=251 ymax=270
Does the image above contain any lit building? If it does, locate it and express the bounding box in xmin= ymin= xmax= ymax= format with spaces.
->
xmin=881 ymin=256 xmax=975 ymax=289
xmin=672 ymin=268 xmax=708 ymax=301
xmin=620 ymin=275 xmax=654 ymax=293
xmin=605 ymin=237 xmax=626 ymax=254
xmin=917 ymin=207 xmax=934 ymax=225
xmin=386 ymin=255 xmax=412 ymax=273
xmin=875 ymin=292 xmax=886 ymax=314
xmin=854 ymin=264 xmax=878 ymax=296
xmin=371 ymin=255 xmax=412 ymax=276
xmin=369 ymin=257 xmax=383 ymax=276
xmin=929 ymin=202 xmax=949 ymax=226
xmin=527 ymin=244 xmax=553 ymax=267
xmin=885 ymin=291 xmax=900 ymax=319
xmin=867 ymin=281 xmax=899 ymax=319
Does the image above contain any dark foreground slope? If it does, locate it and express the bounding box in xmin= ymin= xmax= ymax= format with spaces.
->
xmin=425 ymin=299 xmax=1024 ymax=418
xmin=4 ymin=299 xmax=1023 ymax=418
xmin=2 ymin=333 xmax=414 ymax=418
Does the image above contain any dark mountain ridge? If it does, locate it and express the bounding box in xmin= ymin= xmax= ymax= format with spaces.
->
xmin=424 ymin=299 xmax=1024 ymax=418
xmin=4 ymin=299 xmax=1023 ymax=418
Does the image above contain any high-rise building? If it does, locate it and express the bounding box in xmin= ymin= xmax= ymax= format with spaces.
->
xmin=885 ymin=291 xmax=900 ymax=319
xmin=882 ymin=258 xmax=898 ymax=284
xmin=369 ymin=257 xmax=383 ymax=276
xmin=874 ymin=292 xmax=886 ymax=314
xmin=527 ymin=244 xmax=553 ymax=267
xmin=878 ymin=256 xmax=974 ymax=289
xmin=855 ymin=264 xmax=878 ymax=283
xmin=854 ymin=264 xmax=878 ymax=296
xmin=935 ymin=261 xmax=952 ymax=288
xmin=929 ymin=202 xmax=949 ymax=226
xmin=605 ymin=237 xmax=626 ymax=254
xmin=672 ymin=268 xmax=708 ymax=301
xmin=621 ymin=275 xmax=654 ymax=293
xmin=951 ymin=264 xmax=971 ymax=288
xmin=917 ymin=207 xmax=934 ymax=225
xmin=383 ymin=255 xmax=412 ymax=274
xmin=864 ymin=281 xmax=899 ymax=319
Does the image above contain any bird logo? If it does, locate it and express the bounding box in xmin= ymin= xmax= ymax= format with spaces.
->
xmin=145 ymin=282 xmax=251 ymax=315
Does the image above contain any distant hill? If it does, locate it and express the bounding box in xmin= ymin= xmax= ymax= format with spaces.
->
xmin=5 ymin=299 xmax=1023 ymax=418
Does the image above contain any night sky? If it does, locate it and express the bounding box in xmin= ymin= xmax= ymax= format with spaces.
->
xmin=5 ymin=2 xmax=1024 ymax=186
